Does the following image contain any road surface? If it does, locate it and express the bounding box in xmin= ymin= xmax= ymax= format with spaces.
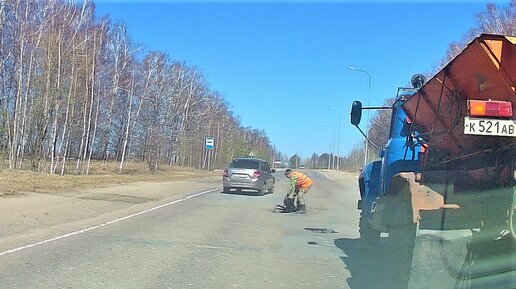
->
xmin=2 ymin=170 xmax=510 ymax=289
xmin=0 ymin=170 xmax=372 ymax=288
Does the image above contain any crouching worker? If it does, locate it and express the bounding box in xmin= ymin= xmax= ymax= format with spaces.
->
xmin=284 ymin=169 xmax=313 ymax=214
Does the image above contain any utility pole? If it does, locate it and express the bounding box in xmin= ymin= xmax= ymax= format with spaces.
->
xmin=348 ymin=66 xmax=371 ymax=167
xmin=327 ymin=108 xmax=342 ymax=170
xmin=328 ymin=144 xmax=331 ymax=170
xmin=337 ymin=113 xmax=341 ymax=170
xmin=333 ymin=131 xmax=336 ymax=170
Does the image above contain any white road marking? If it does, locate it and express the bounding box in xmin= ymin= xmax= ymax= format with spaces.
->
xmin=0 ymin=188 xmax=219 ymax=257
xmin=319 ymin=172 xmax=335 ymax=181
xmin=195 ymin=244 xmax=231 ymax=250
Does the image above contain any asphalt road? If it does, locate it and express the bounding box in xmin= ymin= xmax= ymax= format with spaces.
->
xmin=3 ymin=170 xmax=511 ymax=289
xmin=0 ymin=170 xmax=371 ymax=289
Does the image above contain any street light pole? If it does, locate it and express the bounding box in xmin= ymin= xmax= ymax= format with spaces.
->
xmin=332 ymin=131 xmax=336 ymax=170
xmin=323 ymin=124 xmax=335 ymax=170
xmin=327 ymin=108 xmax=342 ymax=170
xmin=348 ymin=66 xmax=371 ymax=167
xmin=337 ymin=113 xmax=341 ymax=170
xmin=328 ymin=144 xmax=331 ymax=170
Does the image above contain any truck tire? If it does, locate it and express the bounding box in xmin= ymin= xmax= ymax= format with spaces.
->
xmin=359 ymin=211 xmax=380 ymax=241
xmin=386 ymin=205 xmax=417 ymax=289
xmin=358 ymin=178 xmax=365 ymax=200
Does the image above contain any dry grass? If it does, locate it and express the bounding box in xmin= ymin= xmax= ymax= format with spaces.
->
xmin=0 ymin=161 xmax=220 ymax=195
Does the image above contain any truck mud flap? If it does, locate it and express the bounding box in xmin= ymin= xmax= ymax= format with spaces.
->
xmin=372 ymin=172 xmax=459 ymax=232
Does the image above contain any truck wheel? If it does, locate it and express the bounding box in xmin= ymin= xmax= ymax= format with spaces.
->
xmin=387 ymin=211 xmax=417 ymax=289
xmin=358 ymin=178 xmax=365 ymax=200
xmin=359 ymin=211 xmax=379 ymax=241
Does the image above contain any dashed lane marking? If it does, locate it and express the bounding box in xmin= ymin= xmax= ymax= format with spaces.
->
xmin=319 ymin=172 xmax=335 ymax=181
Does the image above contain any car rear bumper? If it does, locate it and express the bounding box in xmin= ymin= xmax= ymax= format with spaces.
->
xmin=223 ymin=177 xmax=263 ymax=190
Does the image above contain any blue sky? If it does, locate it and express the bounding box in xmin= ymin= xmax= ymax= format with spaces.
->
xmin=94 ymin=0 xmax=508 ymax=159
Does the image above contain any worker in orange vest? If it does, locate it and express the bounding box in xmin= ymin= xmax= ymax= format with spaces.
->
xmin=284 ymin=168 xmax=313 ymax=214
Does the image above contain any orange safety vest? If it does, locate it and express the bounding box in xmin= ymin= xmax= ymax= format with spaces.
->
xmin=291 ymin=171 xmax=313 ymax=189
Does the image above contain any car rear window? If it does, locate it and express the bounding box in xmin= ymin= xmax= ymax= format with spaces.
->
xmin=229 ymin=159 xmax=260 ymax=169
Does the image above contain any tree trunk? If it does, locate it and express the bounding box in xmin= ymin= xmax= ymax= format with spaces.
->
xmin=118 ymin=70 xmax=135 ymax=174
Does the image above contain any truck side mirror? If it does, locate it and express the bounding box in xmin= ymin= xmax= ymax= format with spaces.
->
xmin=350 ymin=101 xmax=362 ymax=126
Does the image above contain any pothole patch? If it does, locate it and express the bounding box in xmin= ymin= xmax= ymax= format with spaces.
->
xmin=80 ymin=193 xmax=154 ymax=204
xmin=304 ymin=227 xmax=338 ymax=234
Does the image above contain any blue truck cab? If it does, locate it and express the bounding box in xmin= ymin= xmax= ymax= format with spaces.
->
xmin=353 ymin=81 xmax=425 ymax=238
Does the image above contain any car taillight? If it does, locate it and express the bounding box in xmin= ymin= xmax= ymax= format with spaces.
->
xmin=252 ymin=171 xmax=261 ymax=178
xmin=468 ymin=100 xmax=513 ymax=118
xmin=223 ymin=169 xmax=228 ymax=177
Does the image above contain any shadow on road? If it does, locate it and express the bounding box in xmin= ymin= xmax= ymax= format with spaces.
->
xmin=449 ymin=232 xmax=516 ymax=289
xmin=335 ymin=234 xmax=516 ymax=289
xmin=334 ymin=238 xmax=412 ymax=289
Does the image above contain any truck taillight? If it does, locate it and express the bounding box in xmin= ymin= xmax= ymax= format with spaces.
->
xmin=420 ymin=144 xmax=428 ymax=153
xmin=252 ymin=171 xmax=261 ymax=178
xmin=468 ymin=100 xmax=512 ymax=118
xmin=223 ymin=169 xmax=228 ymax=177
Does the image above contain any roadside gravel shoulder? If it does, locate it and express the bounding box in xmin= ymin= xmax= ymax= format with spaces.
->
xmin=0 ymin=174 xmax=221 ymax=253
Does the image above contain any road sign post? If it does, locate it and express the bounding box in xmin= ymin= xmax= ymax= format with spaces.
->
xmin=205 ymin=137 xmax=215 ymax=171
xmin=205 ymin=137 xmax=215 ymax=150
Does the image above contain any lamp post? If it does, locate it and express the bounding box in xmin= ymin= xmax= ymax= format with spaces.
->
xmin=327 ymin=108 xmax=341 ymax=170
xmin=348 ymin=66 xmax=371 ymax=167
xmin=324 ymin=124 xmax=335 ymax=170
xmin=332 ymin=132 xmax=336 ymax=169
xmin=328 ymin=144 xmax=331 ymax=170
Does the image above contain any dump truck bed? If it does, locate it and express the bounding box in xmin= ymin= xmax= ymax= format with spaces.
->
xmin=402 ymin=34 xmax=516 ymax=158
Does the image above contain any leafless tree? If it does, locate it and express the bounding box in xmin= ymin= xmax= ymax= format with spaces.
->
xmin=0 ymin=0 xmax=277 ymax=175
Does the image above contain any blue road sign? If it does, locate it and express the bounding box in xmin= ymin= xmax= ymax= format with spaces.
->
xmin=205 ymin=137 xmax=215 ymax=150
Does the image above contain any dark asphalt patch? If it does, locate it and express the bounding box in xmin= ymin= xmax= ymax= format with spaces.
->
xmin=304 ymin=227 xmax=338 ymax=234
xmin=80 ymin=193 xmax=154 ymax=204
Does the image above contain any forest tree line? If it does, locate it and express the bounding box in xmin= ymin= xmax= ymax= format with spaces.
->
xmin=0 ymin=0 xmax=275 ymax=175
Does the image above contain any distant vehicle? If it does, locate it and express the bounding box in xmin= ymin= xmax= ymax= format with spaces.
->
xmin=273 ymin=161 xmax=283 ymax=168
xmin=300 ymin=165 xmax=305 ymax=169
xmin=222 ymin=158 xmax=276 ymax=195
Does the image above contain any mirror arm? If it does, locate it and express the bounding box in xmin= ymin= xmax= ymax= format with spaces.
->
xmin=362 ymin=106 xmax=392 ymax=110
xmin=354 ymin=125 xmax=380 ymax=150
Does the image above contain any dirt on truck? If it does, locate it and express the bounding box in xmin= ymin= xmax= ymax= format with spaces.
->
xmin=398 ymin=34 xmax=515 ymax=289
xmin=354 ymin=34 xmax=515 ymax=289
xmin=401 ymin=34 xmax=515 ymax=235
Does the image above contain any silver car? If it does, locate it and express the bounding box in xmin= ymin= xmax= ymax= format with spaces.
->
xmin=222 ymin=158 xmax=276 ymax=195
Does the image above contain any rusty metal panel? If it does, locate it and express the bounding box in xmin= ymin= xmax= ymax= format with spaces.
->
xmin=393 ymin=173 xmax=460 ymax=224
xmin=403 ymin=34 xmax=516 ymax=157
